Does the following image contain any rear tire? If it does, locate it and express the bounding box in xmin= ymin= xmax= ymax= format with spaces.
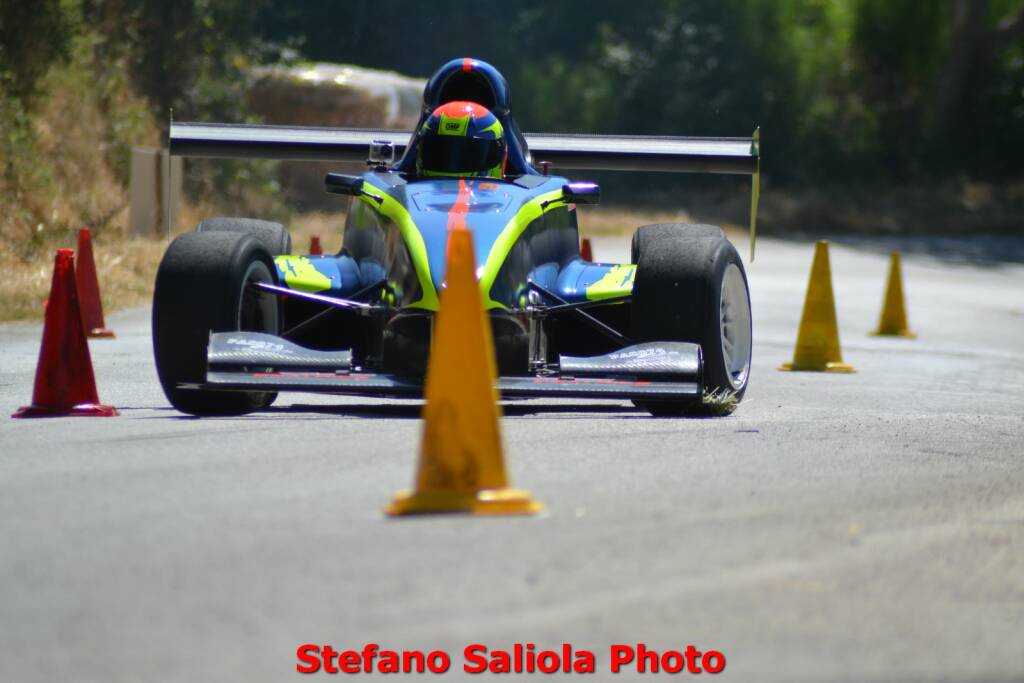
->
xmin=197 ymin=217 xmax=292 ymax=256
xmin=631 ymin=223 xmax=752 ymax=416
xmin=153 ymin=231 xmax=280 ymax=416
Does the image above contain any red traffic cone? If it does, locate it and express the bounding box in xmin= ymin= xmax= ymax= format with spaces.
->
xmin=309 ymin=235 xmax=323 ymax=255
xmin=580 ymin=237 xmax=593 ymax=261
xmin=75 ymin=227 xmax=114 ymax=338
xmin=12 ymin=249 xmax=118 ymax=418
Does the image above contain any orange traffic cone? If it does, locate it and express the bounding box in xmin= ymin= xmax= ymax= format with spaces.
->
xmin=871 ymin=250 xmax=916 ymax=338
xmin=580 ymin=237 xmax=594 ymax=261
xmin=75 ymin=227 xmax=115 ymax=338
xmin=386 ymin=227 xmax=542 ymax=516
xmin=779 ymin=241 xmax=856 ymax=373
xmin=309 ymin=235 xmax=323 ymax=255
xmin=13 ymin=249 xmax=118 ymax=417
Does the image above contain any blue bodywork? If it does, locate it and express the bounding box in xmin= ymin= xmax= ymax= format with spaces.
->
xmin=273 ymin=173 xmax=635 ymax=312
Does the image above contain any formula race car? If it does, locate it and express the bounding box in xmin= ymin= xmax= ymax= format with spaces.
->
xmin=156 ymin=57 xmax=759 ymax=416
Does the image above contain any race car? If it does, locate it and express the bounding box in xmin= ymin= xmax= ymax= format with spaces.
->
xmin=156 ymin=57 xmax=759 ymax=417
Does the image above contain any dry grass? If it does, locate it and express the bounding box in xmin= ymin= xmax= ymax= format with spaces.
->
xmin=0 ymin=234 xmax=167 ymax=323
xmin=85 ymin=237 xmax=168 ymax=316
xmin=691 ymin=389 xmax=740 ymax=416
xmin=1 ymin=37 xmax=159 ymax=323
xmin=578 ymin=206 xmax=749 ymax=244
xmin=576 ymin=207 xmax=693 ymax=235
xmin=0 ymin=204 xmax=360 ymax=322
xmin=0 ymin=205 xmax=348 ymax=323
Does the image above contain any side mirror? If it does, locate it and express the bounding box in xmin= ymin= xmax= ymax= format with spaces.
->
xmin=325 ymin=173 xmax=364 ymax=196
xmin=563 ymin=182 xmax=600 ymax=205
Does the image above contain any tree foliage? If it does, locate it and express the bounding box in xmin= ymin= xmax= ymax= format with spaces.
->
xmin=252 ymin=0 xmax=1024 ymax=184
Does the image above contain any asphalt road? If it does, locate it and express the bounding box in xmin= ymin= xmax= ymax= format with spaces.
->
xmin=2 ymin=235 xmax=1022 ymax=682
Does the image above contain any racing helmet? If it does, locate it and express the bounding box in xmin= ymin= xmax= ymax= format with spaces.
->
xmin=415 ymin=101 xmax=507 ymax=179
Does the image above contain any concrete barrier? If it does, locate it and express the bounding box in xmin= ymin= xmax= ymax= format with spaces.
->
xmin=129 ymin=147 xmax=181 ymax=237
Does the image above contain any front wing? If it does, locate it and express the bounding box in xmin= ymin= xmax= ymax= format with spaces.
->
xmin=194 ymin=370 xmax=699 ymax=401
xmin=181 ymin=332 xmax=702 ymax=402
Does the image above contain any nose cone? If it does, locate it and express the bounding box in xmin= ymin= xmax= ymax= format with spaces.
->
xmin=409 ymin=179 xmax=518 ymax=295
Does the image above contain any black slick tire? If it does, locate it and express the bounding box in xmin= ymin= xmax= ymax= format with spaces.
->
xmin=152 ymin=231 xmax=280 ymax=416
xmin=631 ymin=223 xmax=752 ymax=416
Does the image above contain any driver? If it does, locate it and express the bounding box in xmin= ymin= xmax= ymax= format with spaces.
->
xmin=415 ymin=101 xmax=507 ymax=179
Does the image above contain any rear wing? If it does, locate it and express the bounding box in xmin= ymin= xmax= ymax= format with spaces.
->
xmin=169 ymin=122 xmax=760 ymax=259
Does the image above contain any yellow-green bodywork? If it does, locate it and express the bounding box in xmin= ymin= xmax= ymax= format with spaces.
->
xmin=274 ymin=255 xmax=333 ymax=293
xmin=327 ymin=175 xmax=641 ymax=314
xmin=585 ymin=264 xmax=636 ymax=300
xmin=478 ymin=189 xmax=565 ymax=309
xmin=360 ymin=179 xmax=440 ymax=311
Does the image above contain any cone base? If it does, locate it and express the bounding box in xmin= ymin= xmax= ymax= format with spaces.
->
xmin=386 ymin=488 xmax=543 ymax=516
xmin=12 ymin=403 xmax=118 ymax=418
xmin=87 ymin=328 xmax=116 ymax=339
xmin=870 ymin=329 xmax=916 ymax=339
xmin=778 ymin=360 xmax=856 ymax=373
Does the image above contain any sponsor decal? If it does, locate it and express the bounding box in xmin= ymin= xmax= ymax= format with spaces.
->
xmin=438 ymin=112 xmax=470 ymax=136
xmin=609 ymin=347 xmax=671 ymax=361
xmin=225 ymin=337 xmax=287 ymax=353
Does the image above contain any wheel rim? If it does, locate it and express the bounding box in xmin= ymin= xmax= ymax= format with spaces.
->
xmin=237 ymin=261 xmax=278 ymax=333
xmin=720 ymin=262 xmax=752 ymax=390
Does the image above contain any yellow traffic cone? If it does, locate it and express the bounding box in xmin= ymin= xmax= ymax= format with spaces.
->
xmin=870 ymin=250 xmax=916 ymax=338
xmin=779 ymin=241 xmax=856 ymax=373
xmin=386 ymin=227 xmax=542 ymax=516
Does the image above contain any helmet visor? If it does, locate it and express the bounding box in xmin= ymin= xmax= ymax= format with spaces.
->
xmin=418 ymin=135 xmax=505 ymax=175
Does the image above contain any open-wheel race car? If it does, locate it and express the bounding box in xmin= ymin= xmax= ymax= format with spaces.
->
xmin=156 ymin=57 xmax=759 ymax=417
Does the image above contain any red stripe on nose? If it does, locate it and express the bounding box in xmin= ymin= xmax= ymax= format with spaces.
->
xmin=447 ymin=178 xmax=472 ymax=232
xmin=462 ymin=57 xmax=473 ymax=72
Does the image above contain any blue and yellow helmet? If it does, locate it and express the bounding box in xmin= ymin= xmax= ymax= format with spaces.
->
xmin=415 ymin=101 xmax=507 ymax=179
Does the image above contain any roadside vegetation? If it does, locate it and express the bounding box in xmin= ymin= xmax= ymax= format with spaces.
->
xmin=2 ymin=0 xmax=1021 ymax=321
xmin=0 ymin=1 xmax=264 ymax=321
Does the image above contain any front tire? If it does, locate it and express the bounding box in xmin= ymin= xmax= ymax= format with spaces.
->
xmin=631 ymin=223 xmax=752 ymax=416
xmin=153 ymin=231 xmax=280 ymax=416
